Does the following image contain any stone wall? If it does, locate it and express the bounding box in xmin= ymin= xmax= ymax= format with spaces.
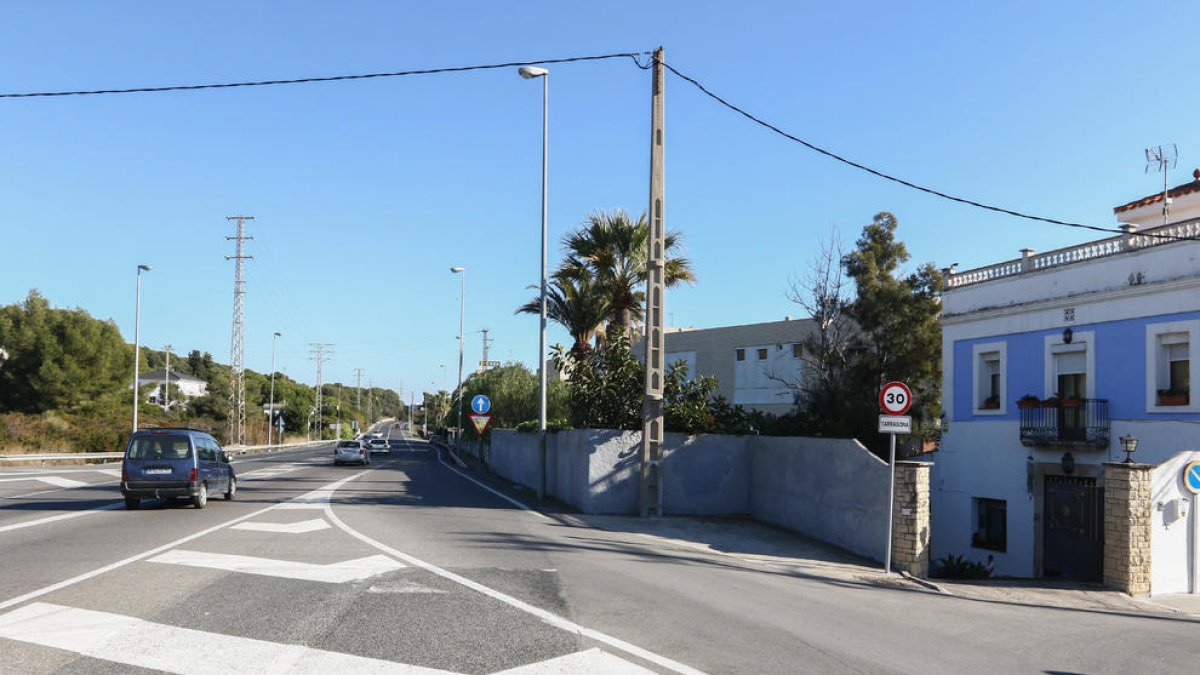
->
xmin=1103 ymin=462 xmax=1153 ymax=596
xmin=892 ymin=462 xmax=932 ymax=577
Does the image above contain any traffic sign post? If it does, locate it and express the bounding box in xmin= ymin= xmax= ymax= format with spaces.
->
xmin=468 ymin=413 xmax=493 ymax=436
xmin=879 ymin=381 xmax=912 ymax=575
xmin=470 ymin=395 xmax=491 ymax=415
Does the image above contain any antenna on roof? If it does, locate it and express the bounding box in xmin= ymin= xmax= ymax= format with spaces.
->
xmin=1145 ymin=144 xmax=1178 ymax=226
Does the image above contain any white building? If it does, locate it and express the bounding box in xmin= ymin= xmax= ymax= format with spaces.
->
xmin=634 ymin=318 xmax=815 ymax=416
xmin=933 ymin=173 xmax=1200 ymax=594
xmin=137 ymin=368 xmax=208 ymax=407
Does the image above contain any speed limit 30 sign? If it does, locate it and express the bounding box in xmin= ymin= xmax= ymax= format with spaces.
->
xmin=880 ymin=381 xmax=913 ymax=415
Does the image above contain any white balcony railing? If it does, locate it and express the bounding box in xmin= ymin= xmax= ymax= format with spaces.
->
xmin=945 ymin=218 xmax=1200 ymax=289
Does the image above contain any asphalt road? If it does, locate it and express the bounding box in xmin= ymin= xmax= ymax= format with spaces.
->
xmin=1 ymin=425 xmax=1197 ymax=674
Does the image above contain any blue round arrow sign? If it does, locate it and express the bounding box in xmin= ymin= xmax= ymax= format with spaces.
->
xmin=471 ymin=394 xmax=491 ymax=414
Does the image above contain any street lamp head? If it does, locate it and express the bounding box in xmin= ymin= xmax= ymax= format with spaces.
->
xmin=518 ymin=66 xmax=548 ymax=79
xmin=450 ymin=267 xmax=464 ymax=273
xmin=137 ymin=264 xmax=152 ymax=272
xmin=274 ymin=332 xmax=282 ymax=337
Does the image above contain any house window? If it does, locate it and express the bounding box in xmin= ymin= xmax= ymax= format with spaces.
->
xmin=972 ymin=498 xmax=1006 ymax=552
xmin=792 ymin=343 xmax=803 ymax=358
xmin=757 ymin=348 xmax=768 ymax=360
xmin=1043 ymin=331 xmax=1093 ymax=403
xmin=1146 ymin=321 xmax=1199 ymax=412
xmin=971 ymin=341 xmax=1006 ymax=414
xmin=735 ymin=348 xmax=745 ymax=362
xmin=1054 ymin=351 xmax=1086 ymax=400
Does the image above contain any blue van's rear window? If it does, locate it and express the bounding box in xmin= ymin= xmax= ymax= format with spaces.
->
xmin=128 ymin=435 xmax=191 ymax=460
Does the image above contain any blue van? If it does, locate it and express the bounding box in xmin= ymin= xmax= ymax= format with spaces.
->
xmin=121 ymin=428 xmax=237 ymax=509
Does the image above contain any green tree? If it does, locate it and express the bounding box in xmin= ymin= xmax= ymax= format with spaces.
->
xmin=456 ymin=363 xmax=568 ymax=432
xmin=788 ymin=213 xmax=942 ymax=454
xmin=516 ymin=274 xmax=611 ymax=358
xmin=0 ymin=290 xmax=133 ymax=413
xmin=552 ymin=326 xmax=643 ymax=430
xmin=559 ymin=209 xmax=696 ymax=331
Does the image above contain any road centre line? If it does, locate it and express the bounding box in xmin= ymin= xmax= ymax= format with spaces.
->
xmin=0 ymin=471 xmax=369 ymax=612
xmin=321 ymin=477 xmax=706 ymax=675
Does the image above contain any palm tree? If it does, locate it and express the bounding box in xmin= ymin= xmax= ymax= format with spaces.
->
xmin=559 ymin=208 xmax=696 ymax=331
xmin=516 ymin=274 xmax=610 ymax=358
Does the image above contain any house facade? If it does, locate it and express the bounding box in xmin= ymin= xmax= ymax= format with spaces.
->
xmin=634 ymin=318 xmax=815 ymax=416
xmin=934 ymin=176 xmax=1200 ymax=593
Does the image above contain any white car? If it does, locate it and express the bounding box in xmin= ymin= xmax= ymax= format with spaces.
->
xmin=367 ymin=438 xmax=390 ymax=455
xmin=334 ymin=440 xmax=370 ymax=466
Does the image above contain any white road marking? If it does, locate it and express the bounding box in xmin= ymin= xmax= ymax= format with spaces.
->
xmin=230 ymin=518 xmax=331 ymax=534
xmin=0 ymin=470 xmax=370 ymax=612
xmin=495 ymin=648 xmax=654 ymax=674
xmin=149 ymin=549 xmax=405 ymax=583
xmin=277 ymin=487 xmax=336 ymax=509
xmin=322 ymin=493 xmax=706 ymax=675
xmin=0 ymin=602 xmax=458 ymax=675
xmin=0 ymin=502 xmax=124 ymax=535
xmin=95 ymin=468 xmax=122 ymax=478
xmin=0 ymin=476 xmax=87 ymax=488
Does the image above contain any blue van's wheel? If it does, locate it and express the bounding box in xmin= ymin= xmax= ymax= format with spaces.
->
xmin=192 ymin=483 xmax=208 ymax=509
xmin=124 ymin=497 xmax=140 ymax=510
xmin=224 ymin=476 xmax=237 ymax=501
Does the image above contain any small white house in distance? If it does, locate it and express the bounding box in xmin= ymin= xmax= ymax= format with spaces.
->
xmin=633 ymin=318 xmax=815 ymax=416
xmin=933 ymin=171 xmax=1200 ymax=594
xmin=136 ymin=368 xmax=208 ymax=405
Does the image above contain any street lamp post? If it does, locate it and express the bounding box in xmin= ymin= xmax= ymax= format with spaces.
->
xmin=132 ymin=264 xmax=152 ymax=433
xmin=450 ymin=267 xmax=465 ymax=446
xmin=518 ymin=65 xmax=550 ymax=437
xmin=268 ymin=331 xmax=281 ymax=445
xmin=519 ymin=65 xmax=551 ymax=499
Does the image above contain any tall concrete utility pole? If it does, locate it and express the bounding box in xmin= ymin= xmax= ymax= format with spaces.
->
xmin=367 ymin=378 xmax=374 ymax=424
xmin=309 ymin=343 xmax=333 ymax=440
xmin=162 ymin=344 xmax=173 ymax=410
xmin=354 ymin=368 xmax=364 ymax=414
xmin=480 ymin=328 xmax=492 ymax=371
xmin=225 ymin=215 xmax=254 ymax=446
xmin=639 ymin=47 xmax=666 ymax=518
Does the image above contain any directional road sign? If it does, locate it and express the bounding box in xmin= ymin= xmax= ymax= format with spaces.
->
xmin=468 ymin=413 xmax=493 ymax=435
xmin=879 ymin=381 xmax=913 ymax=416
xmin=1184 ymin=460 xmax=1200 ymax=495
xmin=470 ymin=394 xmax=491 ymax=414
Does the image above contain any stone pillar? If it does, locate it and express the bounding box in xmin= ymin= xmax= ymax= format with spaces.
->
xmin=1104 ymin=463 xmax=1153 ymax=596
xmin=892 ymin=461 xmax=932 ymax=577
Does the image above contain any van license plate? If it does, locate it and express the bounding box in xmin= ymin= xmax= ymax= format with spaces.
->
xmin=145 ymin=468 xmax=171 ymax=475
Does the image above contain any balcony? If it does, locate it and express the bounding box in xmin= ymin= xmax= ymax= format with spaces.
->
xmin=1018 ymin=399 xmax=1110 ymax=449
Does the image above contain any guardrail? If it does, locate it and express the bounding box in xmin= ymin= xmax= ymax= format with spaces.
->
xmin=0 ymin=440 xmax=332 ymax=464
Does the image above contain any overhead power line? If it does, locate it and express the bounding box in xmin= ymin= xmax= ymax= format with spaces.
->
xmin=0 ymin=52 xmax=649 ymax=99
xmin=658 ymin=58 xmax=1200 ymax=242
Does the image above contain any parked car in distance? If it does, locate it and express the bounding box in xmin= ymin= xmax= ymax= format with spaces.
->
xmin=367 ymin=438 xmax=390 ymax=455
xmin=335 ymin=440 xmax=370 ymax=466
xmin=121 ymin=428 xmax=236 ymax=510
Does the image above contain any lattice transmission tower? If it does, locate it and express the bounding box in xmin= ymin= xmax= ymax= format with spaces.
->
xmin=225 ymin=215 xmax=254 ymax=445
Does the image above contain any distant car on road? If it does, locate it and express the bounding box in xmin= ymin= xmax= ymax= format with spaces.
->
xmin=121 ymin=428 xmax=236 ymax=510
xmin=367 ymin=438 xmax=390 ymax=455
xmin=335 ymin=440 xmax=370 ymax=466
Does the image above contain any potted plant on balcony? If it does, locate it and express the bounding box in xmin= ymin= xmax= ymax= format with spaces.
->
xmin=1157 ymin=388 xmax=1189 ymax=406
xmin=1041 ymin=395 xmax=1061 ymax=408
xmin=1017 ymin=394 xmax=1041 ymax=410
xmin=981 ymin=394 xmax=1000 ymax=410
xmin=1060 ymin=395 xmax=1083 ymax=408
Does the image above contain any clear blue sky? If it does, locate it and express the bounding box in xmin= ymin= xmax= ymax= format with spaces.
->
xmin=3 ymin=1 xmax=1198 ymax=401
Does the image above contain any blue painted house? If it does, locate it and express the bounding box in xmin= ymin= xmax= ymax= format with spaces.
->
xmin=933 ymin=176 xmax=1200 ymax=593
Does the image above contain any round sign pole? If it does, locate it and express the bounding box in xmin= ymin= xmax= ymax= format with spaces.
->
xmin=879 ymin=381 xmax=911 ymax=574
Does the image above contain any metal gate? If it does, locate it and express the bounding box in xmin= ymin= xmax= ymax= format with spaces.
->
xmin=1043 ymin=475 xmax=1104 ymax=581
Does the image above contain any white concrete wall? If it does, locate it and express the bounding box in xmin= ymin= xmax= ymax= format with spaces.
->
xmin=1151 ymin=450 xmax=1200 ymax=595
xmin=487 ymin=429 xmax=893 ymax=562
xmin=748 ymin=436 xmax=889 ymax=561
